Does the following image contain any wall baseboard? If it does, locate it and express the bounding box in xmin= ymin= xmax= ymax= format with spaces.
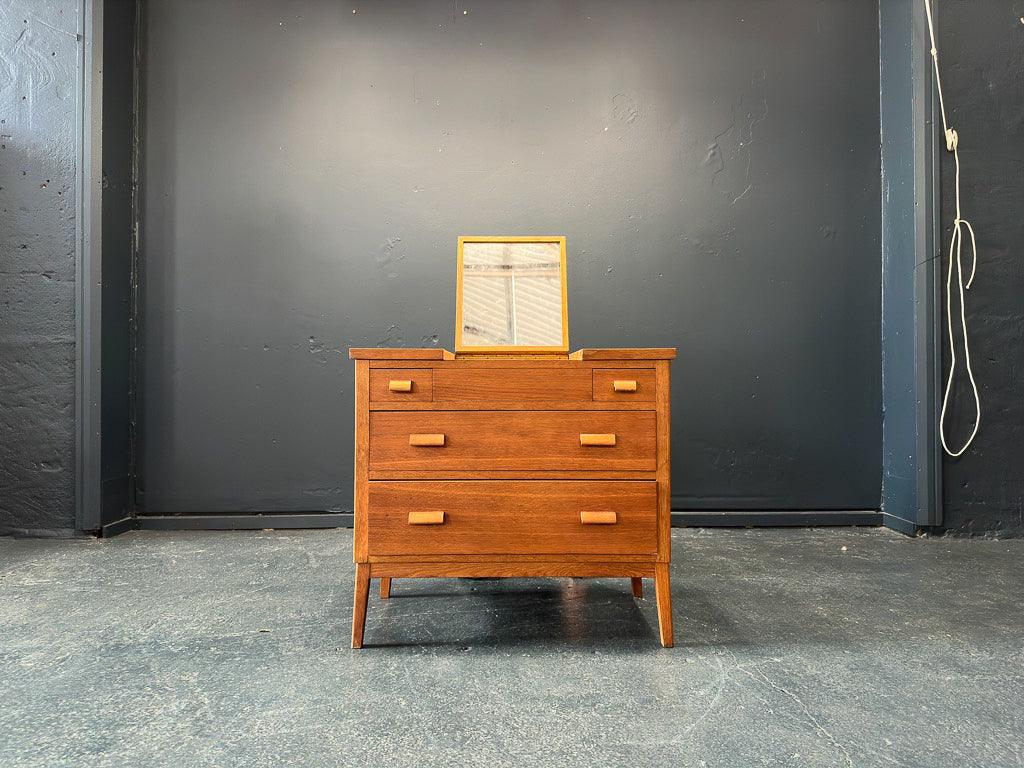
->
xmin=671 ymin=510 xmax=882 ymax=528
xmin=128 ymin=513 xmax=353 ymax=533
xmin=96 ymin=509 xmax=884 ymax=536
xmin=881 ymin=512 xmax=918 ymax=536
xmin=98 ymin=515 xmax=137 ymax=538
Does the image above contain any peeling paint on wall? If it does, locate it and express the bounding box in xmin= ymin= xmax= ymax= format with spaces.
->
xmin=939 ymin=1 xmax=1024 ymax=537
xmin=0 ymin=2 xmax=79 ymax=535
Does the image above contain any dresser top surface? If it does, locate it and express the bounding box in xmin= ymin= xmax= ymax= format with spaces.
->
xmin=349 ymin=348 xmax=676 ymax=361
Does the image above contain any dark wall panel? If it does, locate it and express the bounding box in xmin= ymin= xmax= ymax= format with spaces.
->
xmin=0 ymin=3 xmax=79 ymax=536
xmin=100 ymin=0 xmax=137 ymax=525
xmin=880 ymin=0 xmax=920 ymax=528
xmin=139 ymin=0 xmax=882 ymax=513
xmin=938 ymin=0 xmax=1024 ymax=536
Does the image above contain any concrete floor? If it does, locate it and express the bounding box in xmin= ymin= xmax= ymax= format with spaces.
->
xmin=1 ymin=528 xmax=1022 ymax=767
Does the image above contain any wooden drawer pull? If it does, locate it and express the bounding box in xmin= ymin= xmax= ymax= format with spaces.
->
xmin=408 ymin=510 xmax=445 ymax=525
xmin=580 ymin=433 xmax=616 ymax=446
xmin=580 ymin=511 xmax=617 ymax=525
xmin=409 ymin=433 xmax=445 ymax=446
xmin=613 ymin=379 xmax=638 ymax=392
xmin=388 ymin=380 xmax=413 ymax=392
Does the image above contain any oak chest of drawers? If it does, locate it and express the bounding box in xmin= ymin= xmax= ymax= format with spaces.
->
xmin=348 ymin=347 xmax=676 ymax=647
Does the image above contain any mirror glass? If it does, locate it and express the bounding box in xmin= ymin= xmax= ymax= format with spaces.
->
xmin=457 ymin=237 xmax=567 ymax=352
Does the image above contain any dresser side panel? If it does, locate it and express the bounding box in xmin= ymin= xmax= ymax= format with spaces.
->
xmin=354 ymin=359 xmax=370 ymax=562
xmin=656 ymin=359 xmax=672 ymax=562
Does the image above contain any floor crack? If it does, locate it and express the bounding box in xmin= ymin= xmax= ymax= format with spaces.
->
xmin=739 ymin=664 xmax=853 ymax=768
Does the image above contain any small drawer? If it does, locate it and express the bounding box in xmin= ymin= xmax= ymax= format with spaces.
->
xmin=433 ymin=367 xmax=592 ymax=402
xmin=367 ymin=480 xmax=657 ymax=555
xmin=370 ymin=368 xmax=433 ymax=402
xmin=593 ymin=369 xmax=656 ymax=402
xmin=368 ymin=410 xmax=656 ymax=472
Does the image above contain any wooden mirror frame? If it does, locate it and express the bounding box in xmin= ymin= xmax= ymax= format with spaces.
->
xmin=455 ymin=236 xmax=569 ymax=355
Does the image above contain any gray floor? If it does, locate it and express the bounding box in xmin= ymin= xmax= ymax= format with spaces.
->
xmin=1 ymin=528 xmax=1022 ymax=767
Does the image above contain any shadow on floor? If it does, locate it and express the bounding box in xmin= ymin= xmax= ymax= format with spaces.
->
xmin=353 ymin=578 xmax=664 ymax=651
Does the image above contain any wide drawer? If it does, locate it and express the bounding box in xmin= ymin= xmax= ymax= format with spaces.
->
xmin=368 ymin=411 xmax=656 ymax=472
xmin=366 ymin=480 xmax=657 ymax=555
xmin=432 ymin=367 xmax=592 ymax=402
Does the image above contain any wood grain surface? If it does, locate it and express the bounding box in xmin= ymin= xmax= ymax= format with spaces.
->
xmin=350 ymin=348 xmax=453 ymax=360
xmin=368 ymin=562 xmax=657 ymax=579
xmin=351 ymin=563 xmax=370 ymax=648
xmin=656 ymin=360 xmax=672 ymax=562
xmin=353 ymin=360 xmax=369 ymax=563
xmin=368 ymin=400 xmax=653 ymax=412
xmin=655 ymin=561 xmax=674 ymax=647
xmin=367 ymin=480 xmax=657 ymax=556
xmin=569 ymin=348 xmax=677 ymax=361
xmin=369 ymin=410 xmax=656 ymax=471
xmin=433 ymin=367 xmax=592 ymax=402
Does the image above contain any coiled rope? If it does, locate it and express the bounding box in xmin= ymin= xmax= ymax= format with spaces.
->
xmin=924 ymin=0 xmax=981 ymax=457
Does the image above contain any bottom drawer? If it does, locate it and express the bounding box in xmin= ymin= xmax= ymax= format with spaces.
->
xmin=366 ymin=481 xmax=657 ymax=556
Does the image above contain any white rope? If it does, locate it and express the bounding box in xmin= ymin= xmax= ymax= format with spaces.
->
xmin=925 ymin=0 xmax=981 ymax=457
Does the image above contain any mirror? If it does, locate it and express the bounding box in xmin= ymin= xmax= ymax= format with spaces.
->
xmin=456 ymin=236 xmax=568 ymax=354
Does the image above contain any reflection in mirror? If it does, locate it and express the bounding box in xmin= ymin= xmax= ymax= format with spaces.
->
xmin=459 ymin=239 xmax=566 ymax=350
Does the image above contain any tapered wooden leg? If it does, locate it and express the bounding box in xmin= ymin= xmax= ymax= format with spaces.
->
xmin=379 ymin=577 xmax=392 ymax=599
xmin=352 ymin=563 xmax=371 ymax=648
xmin=654 ymin=563 xmax=674 ymax=647
xmin=631 ymin=577 xmax=643 ymax=598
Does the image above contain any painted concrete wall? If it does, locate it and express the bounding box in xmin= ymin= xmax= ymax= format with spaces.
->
xmin=0 ymin=2 xmax=79 ymax=536
xmin=937 ymin=0 xmax=1024 ymax=536
xmin=8 ymin=1 xmax=1018 ymax=535
xmin=138 ymin=0 xmax=883 ymax=515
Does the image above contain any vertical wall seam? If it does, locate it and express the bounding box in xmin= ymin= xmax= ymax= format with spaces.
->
xmin=74 ymin=0 xmax=86 ymax=530
xmin=878 ymin=0 xmax=887 ymax=516
xmin=76 ymin=0 xmax=104 ymax=533
xmin=927 ymin=0 xmax=943 ymax=528
xmin=127 ymin=0 xmax=143 ymax=514
xmin=913 ymin=0 xmax=943 ymax=528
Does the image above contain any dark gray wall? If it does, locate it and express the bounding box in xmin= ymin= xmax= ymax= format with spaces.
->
xmin=0 ymin=2 xmax=79 ymax=536
xmin=938 ymin=0 xmax=1024 ymax=536
xmin=139 ymin=0 xmax=883 ymax=514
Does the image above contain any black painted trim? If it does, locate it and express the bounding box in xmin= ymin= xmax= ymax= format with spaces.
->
xmin=914 ymin=0 xmax=942 ymax=528
xmin=101 ymin=510 xmax=880 ymax=536
xmin=882 ymin=512 xmax=918 ymax=536
xmin=134 ymin=513 xmax=353 ymax=531
xmin=100 ymin=516 xmax=137 ymax=538
xmin=76 ymin=0 xmax=104 ymax=533
xmin=671 ymin=511 xmax=882 ymax=528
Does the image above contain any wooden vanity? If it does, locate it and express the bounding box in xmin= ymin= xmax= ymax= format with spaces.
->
xmin=349 ymin=347 xmax=676 ymax=647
